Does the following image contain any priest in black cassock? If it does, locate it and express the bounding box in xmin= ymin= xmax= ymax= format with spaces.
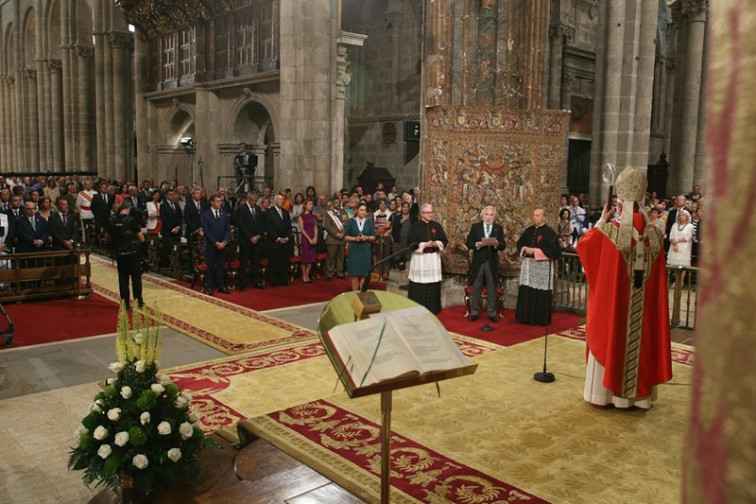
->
xmin=515 ymin=208 xmax=561 ymax=325
xmin=407 ymin=203 xmax=449 ymax=314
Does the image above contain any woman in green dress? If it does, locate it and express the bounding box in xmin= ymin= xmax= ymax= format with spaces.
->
xmin=344 ymin=202 xmax=376 ymax=291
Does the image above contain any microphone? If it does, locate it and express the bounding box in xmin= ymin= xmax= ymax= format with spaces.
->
xmin=534 ymin=259 xmax=555 ymax=383
xmin=361 ymin=242 xmax=419 ymax=292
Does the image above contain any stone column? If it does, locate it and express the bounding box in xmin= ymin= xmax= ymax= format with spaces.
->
xmin=133 ymin=31 xmax=149 ymax=180
xmin=111 ymin=32 xmax=132 ymax=181
xmin=76 ymin=46 xmax=93 ymax=172
xmin=693 ymin=25 xmax=708 ymax=189
xmin=675 ymin=0 xmax=707 ymax=194
xmin=102 ymin=35 xmax=114 ymax=179
xmin=49 ymin=60 xmax=64 ymax=171
xmin=1 ymin=77 xmax=14 ymax=169
xmin=36 ymin=59 xmax=51 ymax=170
xmin=424 ymin=0 xmax=452 ymax=107
xmin=269 ymin=142 xmax=281 ymax=187
xmin=25 ymin=69 xmax=40 ymax=170
xmin=250 ymin=145 xmax=266 ymax=189
xmin=94 ymin=30 xmax=107 ymax=177
xmin=630 ymin=0 xmax=659 ymax=169
xmin=525 ymin=0 xmax=549 ymax=110
xmin=333 ymin=33 xmax=365 ymax=194
xmin=475 ymin=0 xmax=497 ymax=106
xmin=547 ymin=24 xmax=566 ymax=110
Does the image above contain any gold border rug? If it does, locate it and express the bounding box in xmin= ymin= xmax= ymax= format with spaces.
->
xmin=239 ymin=334 xmax=693 ymax=504
xmin=90 ymin=256 xmax=316 ymax=354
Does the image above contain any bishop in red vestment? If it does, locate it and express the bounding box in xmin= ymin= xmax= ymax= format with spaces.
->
xmin=577 ymin=166 xmax=672 ymax=408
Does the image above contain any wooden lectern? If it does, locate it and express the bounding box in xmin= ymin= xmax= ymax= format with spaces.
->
xmin=318 ymin=291 xmax=477 ymax=503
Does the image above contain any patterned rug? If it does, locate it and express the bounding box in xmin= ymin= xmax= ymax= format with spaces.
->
xmin=237 ymin=333 xmax=694 ymax=504
xmin=89 ymin=256 xmax=316 ymax=354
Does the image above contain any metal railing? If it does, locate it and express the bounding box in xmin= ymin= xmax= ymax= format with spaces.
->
xmin=553 ymin=252 xmax=698 ymax=330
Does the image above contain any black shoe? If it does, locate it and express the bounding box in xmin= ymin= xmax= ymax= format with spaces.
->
xmin=218 ymin=287 xmax=230 ymax=294
xmin=326 ymin=277 xmax=333 ymax=282
xmin=488 ymin=315 xmax=498 ymax=323
xmin=238 ymin=285 xmax=246 ymax=292
xmin=336 ymin=275 xmax=345 ymax=279
xmin=124 ymin=303 xmax=132 ymax=310
xmin=254 ymin=282 xmax=264 ymax=289
xmin=137 ymin=299 xmax=145 ymax=309
xmin=204 ymin=288 xmax=213 ymax=296
xmin=470 ymin=314 xmax=479 ymax=322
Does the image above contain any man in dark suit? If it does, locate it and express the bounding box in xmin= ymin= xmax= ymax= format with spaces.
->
xmin=184 ymin=186 xmax=208 ymax=268
xmin=264 ymin=194 xmax=292 ymax=286
xmin=16 ymin=202 xmax=49 ymax=253
xmin=159 ymin=188 xmax=183 ymax=268
xmin=91 ymin=183 xmax=115 ymax=234
xmin=465 ymin=205 xmax=506 ymax=322
xmin=5 ymin=195 xmax=23 ymax=221
xmin=218 ymin=187 xmax=235 ymax=214
xmin=49 ymin=197 xmax=77 ymax=251
xmin=201 ymin=193 xmax=232 ymax=296
xmin=235 ymin=191 xmax=265 ymax=290
xmin=0 ymin=210 xmax=15 ymax=253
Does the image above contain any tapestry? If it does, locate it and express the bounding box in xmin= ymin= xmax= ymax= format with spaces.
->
xmin=424 ymin=106 xmax=569 ymax=275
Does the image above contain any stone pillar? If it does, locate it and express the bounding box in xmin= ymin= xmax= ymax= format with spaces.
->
xmin=675 ymin=0 xmax=707 ymax=194
xmin=269 ymin=142 xmax=281 ymax=187
xmin=102 ymin=35 xmax=114 ymax=179
xmin=24 ymin=69 xmax=40 ymax=171
xmin=424 ymin=0 xmax=452 ymax=108
xmin=525 ymin=0 xmax=549 ymax=110
xmin=475 ymin=0 xmax=497 ymax=106
xmin=630 ymin=0 xmax=659 ymax=169
xmin=76 ymin=46 xmax=93 ymax=172
xmin=94 ymin=29 xmax=107 ymax=177
xmin=547 ymin=24 xmax=566 ymax=110
xmin=333 ymin=33 xmax=365 ymax=195
xmin=1 ymin=77 xmax=13 ymax=169
xmin=15 ymin=69 xmax=27 ymax=170
xmin=693 ymin=26 xmax=708 ymax=189
xmin=250 ymin=145 xmax=266 ymax=189
xmin=36 ymin=59 xmax=51 ymax=171
xmin=133 ymin=31 xmax=149 ymax=181
xmin=111 ymin=32 xmax=132 ymax=181
xmin=49 ymin=60 xmax=64 ymax=171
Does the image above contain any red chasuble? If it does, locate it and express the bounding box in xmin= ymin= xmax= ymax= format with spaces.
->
xmin=577 ymin=213 xmax=672 ymax=399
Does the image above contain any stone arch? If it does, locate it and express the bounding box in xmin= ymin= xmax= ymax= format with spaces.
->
xmin=23 ymin=7 xmax=36 ymax=68
xmin=230 ymin=92 xmax=278 ymax=183
xmin=229 ymin=91 xmax=278 ymax=144
xmin=46 ymin=0 xmax=62 ymax=60
xmin=166 ymin=103 xmax=196 ymax=147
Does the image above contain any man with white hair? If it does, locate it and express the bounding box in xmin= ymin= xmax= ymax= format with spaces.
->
xmin=465 ymin=205 xmax=506 ymax=322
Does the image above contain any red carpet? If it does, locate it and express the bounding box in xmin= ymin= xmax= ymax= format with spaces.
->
xmin=436 ymin=305 xmax=584 ymax=347
xmin=174 ymin=276 xmax=385 ymax=311
xmin=1 ymin=294 xmax=119 ymax=348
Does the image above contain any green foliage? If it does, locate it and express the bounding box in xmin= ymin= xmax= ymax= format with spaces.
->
xmin=67 ymin=303 xmax=215 ymax=495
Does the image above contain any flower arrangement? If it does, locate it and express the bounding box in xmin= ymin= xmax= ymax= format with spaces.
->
xmin=68 ymin=303 xmax=214 ymax=496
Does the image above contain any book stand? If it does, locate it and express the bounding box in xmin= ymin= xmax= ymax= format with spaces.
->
xmin=318 ymin=291 xmax=477 ymax=503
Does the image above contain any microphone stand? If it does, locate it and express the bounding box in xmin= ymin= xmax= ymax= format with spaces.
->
xmin=534 ymin=259 xmax=555 ymax=383
xmin=361 ymin=243 xmax=417 ymax=292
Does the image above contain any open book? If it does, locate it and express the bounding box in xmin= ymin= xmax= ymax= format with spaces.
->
xmin=325 ymin=311 xmax=470 ymax=388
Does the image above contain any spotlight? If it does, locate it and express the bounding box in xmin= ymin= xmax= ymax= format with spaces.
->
xmin=179 ymin=137 xmax=194 ymax=152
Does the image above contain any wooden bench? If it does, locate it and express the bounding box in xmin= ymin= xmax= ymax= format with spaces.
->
xmin=0 ymin=249 xmax=93 ymax=302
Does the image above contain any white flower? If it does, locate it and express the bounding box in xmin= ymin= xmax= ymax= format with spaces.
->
xmin=97 ymin=444 xmax=112 ymax=459
xmin=132 ymin=454 xmax=149 ymax=469
xmin=179 ymin=422 xmax=194 ymax=440
xmin=174 ymin=396 xmax=188 ymax=409
xmin=106 ymin=378 xmax=117 ymax=385
xmin=108 ymin=361 xmax=124 ymax=373
xmin=134 ymin=360 xmax=146 ymax=373
xmin=151 ymin=383 xmax=165 ymax=395
xmin=157 ymin=421 xmax=172 ymax=435
xmin=133 ymin=333 xmax=144 ymax=345
xmin=93 ymin=426 xmax=109 ymax=441
xmin=167 ymin=448 xmax=182 ymax=462
xmin=76 ymin=424 xmax=88 ymax=436
xmin=114 ymin=431 xmax=129 ymax=447
xmin=90 ymin=400 xmax=103 ymax=413
xmin=182 ymin=392 xmax=193 ymax=401
xmin=140 ymin=411 xmax=151 ymax=425
xmin=106 ymin=408 xmax=122 ymax=421
xmin=120 ymin=386 xmax=133 ymax=399
xmin=159 ymin=375 xmax=172 ymax=386
xmin=188 ymin=412 xmax=199 ymax=424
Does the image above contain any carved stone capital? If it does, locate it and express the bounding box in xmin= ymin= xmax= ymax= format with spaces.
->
xmin=75 ymin=45 xmax=94 ymax=59
xmin=109 ymin=32 xmax=134 ymax=50
xmin=335 ymin=46 xmax=351 ymax=99
xmin=48 ymin=59 xmax=63 ymax=73
xmin=4 ymin=75 xmax=15 ymax=87
xmin=549 ymin=24 xmax=575 ymax=43
xmin=23 ymin=68 xmax=37 ymax=81
xmin=385 ymin=11 xmax=404 ymax=31
xmin=680 ymin=0 xmax=708 ymax=17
